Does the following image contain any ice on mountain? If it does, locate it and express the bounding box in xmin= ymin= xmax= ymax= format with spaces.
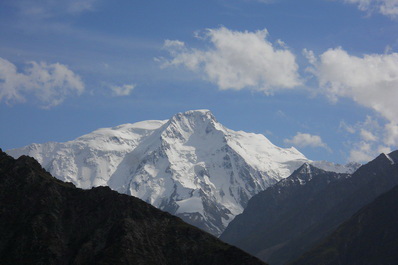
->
xmin=6 ymin=110 xmax=356 ymax=236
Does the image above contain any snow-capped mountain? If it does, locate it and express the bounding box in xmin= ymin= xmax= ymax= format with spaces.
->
xmin=7 ymin=110 xmax=357 ymax=236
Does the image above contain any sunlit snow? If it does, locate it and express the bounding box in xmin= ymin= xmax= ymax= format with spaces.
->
xmin=7 ymin=110 xmax=357 ymax=236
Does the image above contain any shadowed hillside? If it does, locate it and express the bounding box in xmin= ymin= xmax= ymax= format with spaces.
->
xmin=0 ymin=149 xmax=266 ymax=265
xmin=291 ymin=183 xmax=398 ymax=265
xmin=221 ymin=151 xmax=398 ymax=265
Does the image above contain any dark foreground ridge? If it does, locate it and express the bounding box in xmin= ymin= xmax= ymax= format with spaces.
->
xmin=0 ymin=149 xmax=266 ymax=265
xmin=291 ymin=183 xmax=398 ymax=265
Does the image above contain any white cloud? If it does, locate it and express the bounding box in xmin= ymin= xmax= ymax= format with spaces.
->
xmin=314 ymin=48 xmax=398 ymax=122
xmin=0 ymin=57 xmax=84 ymax=108
xmin=343 ymin=0 xmax=398 ymax=18
xmin=160 ymin=27 xmax=301 ymax=92
xmin=284 ymin=132 xmax=330 ymax=150
xmin=0 ymin=58 xmax=27 ymax=104
xmin=110 ymin=84 xmax=136 ymax=96
xmin=309 ymin=46 xmax=398 ymax=161
xmin=307 ymin=47 xmax=398 ymax=152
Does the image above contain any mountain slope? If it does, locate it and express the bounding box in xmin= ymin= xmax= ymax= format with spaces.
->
xmin=220 ymin=151 xmax=398 ymax=264
xmin=221 ymin=163 xmax=350 ymax=263
xmin=291 ymin=182 xmax=398 ymax=265
xmin=7 ymin=110 xmax=357 ymax=236
xmin=0 ymin=149 xmax=266 ymax=265
xmin=5 ymin=110 xmax=304 ymax=236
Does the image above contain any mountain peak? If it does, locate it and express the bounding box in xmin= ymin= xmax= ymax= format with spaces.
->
xmin=170 ymin=109 xmax=216 ymax=124
xmin=7 ymin=109 xmax=344 ymax=236
xmin=289 ymin=163 xmax=320 ymax=184
xmin=162 ymin=110 xmax=222 ymax=142
xmin=366 ymin=152 xmax=398 ymax=168
xmin=184 ymin=109 xmax=213 ymax=115
xmin=282 ymin=163 xmax=347 ymax=186
xmin=296 ymin=162 xmax=318 ymax=175
xmin=385 ymin=150 xmax=398 ymax=165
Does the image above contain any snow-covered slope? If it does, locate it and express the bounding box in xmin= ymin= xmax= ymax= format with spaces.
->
xmin=7 ymin=110 xmax=357 ymax=236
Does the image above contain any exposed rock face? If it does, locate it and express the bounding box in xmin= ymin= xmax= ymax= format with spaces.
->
xmin=220 ymin=151 xmax=398 ymax=265
xmin=0 ymin=149 xmax=266 ymax=265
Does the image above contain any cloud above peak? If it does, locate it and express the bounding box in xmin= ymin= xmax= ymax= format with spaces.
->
xmin=160 ymin=27 xmax=301 ymax=93
xmin=0 ymin=57 xmax=84 ymax=108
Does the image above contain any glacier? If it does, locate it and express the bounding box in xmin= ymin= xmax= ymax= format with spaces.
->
xmin=7 ymin=109 xmax=358 ymax=236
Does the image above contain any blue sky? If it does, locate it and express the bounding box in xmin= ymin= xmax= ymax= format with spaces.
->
xmin=1 ymin=0 xmax=398 ymax=163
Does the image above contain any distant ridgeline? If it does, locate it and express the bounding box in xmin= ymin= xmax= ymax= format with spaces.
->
xmin=221 ymin=151 xmax=398 ymax=265
xmin=0 ymin=149 xmax=266 ymax=265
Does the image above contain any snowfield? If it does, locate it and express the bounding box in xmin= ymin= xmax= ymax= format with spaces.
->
xmin=7 ymin=110 xmax=359 ymax=235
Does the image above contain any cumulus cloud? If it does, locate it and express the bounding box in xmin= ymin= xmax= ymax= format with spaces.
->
xmin=343 ymin=0 xmax=398 ymax=18
xmin=306 ymin=47 xmax=398 ymax=157
xmin=110 ymin=84 xmax=136 ymax=96
xmin=160 ymin=27 xmax=301 ymax=92
xmin=0 ymin=57 xmax=84 ymax=108
xmin=312 ymin=48 xmax=398 ymax=123
xmin=284 ymin=132 xmax=330 ymax=150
